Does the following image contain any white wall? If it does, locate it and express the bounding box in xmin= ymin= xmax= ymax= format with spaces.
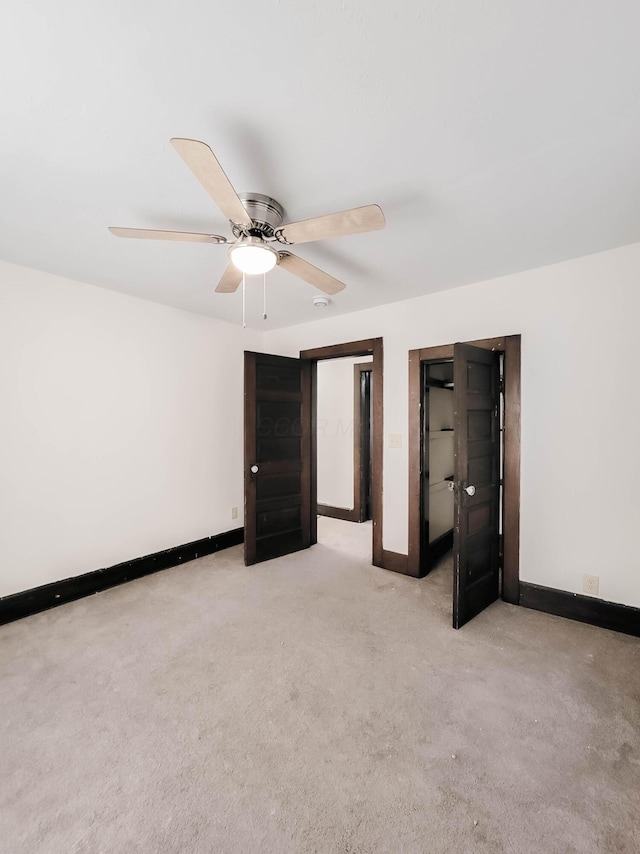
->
xmin=317 ymin=356 xmax=371 ymax=509
xmin=262 ymin=242 xmax=640 ymax=609
xmin=4 ymin=243 xmax=640 ymax=610
xmin=0 ymin=261 xmax=260 ymax=597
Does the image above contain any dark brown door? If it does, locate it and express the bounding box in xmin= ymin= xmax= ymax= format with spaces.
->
xmin=244 ymin=352 xmax=311 ymax=565
xmin=453 ymin=343 xmax=501 ymax=628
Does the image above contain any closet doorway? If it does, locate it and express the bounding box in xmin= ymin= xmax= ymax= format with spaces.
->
xmin=408 ymin=335 xmax=521 ymax=628
xmin=420 ymin=359 xmax=456 ymax=571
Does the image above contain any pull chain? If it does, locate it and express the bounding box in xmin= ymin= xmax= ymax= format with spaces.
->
xmin=263 ymin=272 xmax=267 ymax=320
xmin=242 ymin=272 xmax=246 ymax=328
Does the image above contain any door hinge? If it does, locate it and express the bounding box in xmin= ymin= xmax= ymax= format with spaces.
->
xmin=499 ymin=376 xmax=505 ymax=394
xmin=498 ymin=534 xmax=504 ymax=567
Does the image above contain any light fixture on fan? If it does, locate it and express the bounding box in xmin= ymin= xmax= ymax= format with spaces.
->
xmin=229 ymin=237 xmax=278 ymax=275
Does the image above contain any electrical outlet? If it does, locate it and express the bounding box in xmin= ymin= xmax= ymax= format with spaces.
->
xmin=583 ymin=573 xmax=599 ymax=596
xmin=231 ymin=506 xmax=238 ymax=520
xmin=388 ymin=433 xmax=402 ymax=449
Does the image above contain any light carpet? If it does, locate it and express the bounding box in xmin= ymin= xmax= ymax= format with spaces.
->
xmin=1 ymin=517 xmax=639 ymax=853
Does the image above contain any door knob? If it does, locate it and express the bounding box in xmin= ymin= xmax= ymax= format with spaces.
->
xmin=464 ymin=485 xmax=476 ymax=496
xmin=250 ymin=465 xmax=259 ymax=474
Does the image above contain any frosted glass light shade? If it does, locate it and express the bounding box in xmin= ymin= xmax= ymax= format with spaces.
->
xmin=229 ymin=240 xmax=278 ymax=275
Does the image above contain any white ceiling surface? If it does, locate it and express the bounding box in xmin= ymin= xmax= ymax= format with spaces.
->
xmin=2 ymin=2 xmax=640 ymax=330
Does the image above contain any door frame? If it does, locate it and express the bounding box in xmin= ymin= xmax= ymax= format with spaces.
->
xmin=301 ymin=338 xmax=384 ymax=566
xmin=407 ymin=334 xmax=521 ymax=604
xmin=353 ymin=362 xmax=373 ymax=523
xmin=316 ymin=361 xmax=373 ymax=523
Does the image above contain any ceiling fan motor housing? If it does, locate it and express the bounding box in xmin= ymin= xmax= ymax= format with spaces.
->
xmin=235 ymin=193 xmax=284 ymax=238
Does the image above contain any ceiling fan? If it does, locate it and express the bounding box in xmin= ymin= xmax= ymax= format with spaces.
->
xmin=109 ymin=138 xmax=386 ymax=296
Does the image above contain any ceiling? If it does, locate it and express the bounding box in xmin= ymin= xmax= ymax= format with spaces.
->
xmin=2 ymin=1 xmax=639 ymax=330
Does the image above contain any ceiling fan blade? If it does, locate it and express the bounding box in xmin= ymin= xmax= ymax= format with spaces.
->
xmin=215 ymin=262 xmax=243 ymax=293
xmin=278 ymin=252 xmax=346 ymax=295
xmin=279 ymin=204 xmax=385 ymax=245
xmin=109 ymin=227 xmax=227 ymax=243
xmin=170 ymin=138 xmax=252 ymax=227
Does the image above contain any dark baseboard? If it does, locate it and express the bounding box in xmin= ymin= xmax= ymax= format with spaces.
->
xmin=380 ymin=549 xmax=411 ymax=576
xmin=520 ymin=582 xmax=640 ymax=638
xmin=318 ymin=503 xmax=360 ymax=522
xmin=0 ymin=527 xmax=244 ymax=627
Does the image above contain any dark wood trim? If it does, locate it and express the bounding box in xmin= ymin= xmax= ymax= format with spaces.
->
xmin=353 ymin=363 xmax=363 ymax=522
xmin=407 ymin=350 xmax=423 ymax=577
xmin=300 ymin=357 xmax=312 ymax=551
xmin=318 ymin=503 xmax=360 ymax=522
xmin=408 ymin=335 xmax=521 ymax=595
xmin=415 ymin=337 xmax=507 ymax=363
xmin=371 ymin=340 xmax=384 ymax=567
xmin=354 ymin=362 xmax=373 ymax=523
xmin=416 ymin=344 xmax=454 ymax=361
xmin=301 ymin=338 xmax=377 ymax=361
xmin=0 ymin=528 xmax=244 ymax=627
xmin=309 ymin=360 xmax=318 ymax=546
xmin=381 ymin=549 xmax=410 ymax=575
xmin=302 ymin=338 xmax=383 ymax=567
xmin=520 ymin=582 xmax=640 ymax=638
xmin=243 ymin=352 xmax=257 ymax=564
xmin=502 ymin=336 xmax=521 ymax=604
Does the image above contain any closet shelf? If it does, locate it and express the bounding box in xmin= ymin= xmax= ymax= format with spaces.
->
xmin=429 ymin=429 xmax=454 ymax=438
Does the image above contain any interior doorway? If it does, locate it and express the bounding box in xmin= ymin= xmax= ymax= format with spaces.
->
xmin=420 ymin=359 xmax=456 ymax=572
xmin=301 ymin=338 xmax=384 ymax=566
xmin=243 ymin=340 xmax=382 ymax=568
xmin=407 ymin=335 xmax=521 ymax=628
xmin=316 ymin=357 xmax=373 ymax=523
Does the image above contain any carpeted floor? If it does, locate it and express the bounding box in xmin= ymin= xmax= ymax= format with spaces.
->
xmin=1 ymin=517 xmax=639 ymax=853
